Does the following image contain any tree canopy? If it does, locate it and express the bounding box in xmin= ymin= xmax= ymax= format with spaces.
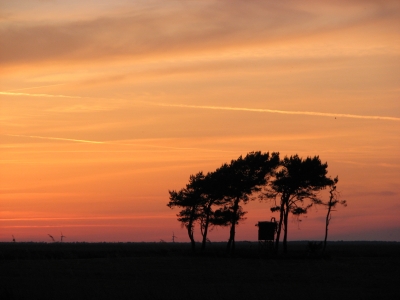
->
xmin=264 ymin=155 xmax=334 ymax=253
xmin=168 ymin=152 xmax=345 ymax=254
xmin=167 ymin=172 xmax=206 ymax=252
xmin=218 ymin=151 xmax=280 ymax=253
xmin=167 ymin=151 xmax=279 ymax=252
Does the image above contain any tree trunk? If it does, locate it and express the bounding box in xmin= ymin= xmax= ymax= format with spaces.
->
xmin=282 ymin=202 xmax=290 ymax=254
xmin=323 ymin=186 xmax=336 ymax=252
xmin=187 ymin=221 xmax=196 ymax=252
xmin=227 ymin=197 xmax=240 ymax=254
xmin=188 ymin=223 xmax=195 ymax=252
xmin=201 ymin=204 xmax=212 ymax=251
xmin=188 ymin=205 xmax=197 ymax=252
xmin=323 ymin=204 xmax=332 ymax=252
xmin=275 ymin=202 xmax=284 ymax=253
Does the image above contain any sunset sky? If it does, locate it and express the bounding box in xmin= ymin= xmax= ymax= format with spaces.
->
xmin=1 ymin=0 xmax=399 ymax=243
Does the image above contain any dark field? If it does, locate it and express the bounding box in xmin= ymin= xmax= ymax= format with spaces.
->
xmin=1 ymin=241 xmax=399 ymax=300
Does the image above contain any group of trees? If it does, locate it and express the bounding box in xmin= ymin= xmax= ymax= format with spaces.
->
xmin=167 ymin=151 xmax=346 ymax=253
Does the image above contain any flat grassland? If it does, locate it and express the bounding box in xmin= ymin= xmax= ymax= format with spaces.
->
xmin=0 ymin=241 xmax=399 ymax=300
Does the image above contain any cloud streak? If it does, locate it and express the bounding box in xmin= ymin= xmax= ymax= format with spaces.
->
xmin=5 ymin=84 xmax=65 ymax=92
xmin=0 ymin=91 xmax=81 ymax=99
xmin=152 ymin=103 xmax=400 ymax=122
xmin=0 ymin=215 xmax=174 ymax=222
xmin=1 ymin=0 xmax=399 ymax=65
xmin=2 ymin=89 xmax=398 ymax=121
xmin=5 ymin=134 xmax=104 ymax=144
xmin=3 ymin=134 xmax=235 ymax=152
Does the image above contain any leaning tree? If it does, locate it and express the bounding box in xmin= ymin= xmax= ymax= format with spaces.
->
xmin=196 ymin=170 xmax=228 ymax=251
xmin=264 ymin=155 xmax=334 ymax=253
xmin=168 ymin=151 xmax=279 ymax=253
xmin=167 ymin=172 xmax=206 ymax=252
xmin=219 ymin=151 xmax=280 ymax=253
xmin=167 ymin=170 xmax=228 ymax=252
xmin=321 ymin=176 xmax=347 ymax=252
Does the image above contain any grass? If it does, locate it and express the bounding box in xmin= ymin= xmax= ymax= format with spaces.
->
xmin=0 ymin=241 xmax=399 ymax=299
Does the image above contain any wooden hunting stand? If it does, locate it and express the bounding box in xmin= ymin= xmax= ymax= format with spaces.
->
xmin=257 ymin=217 xmax=277 ymax=253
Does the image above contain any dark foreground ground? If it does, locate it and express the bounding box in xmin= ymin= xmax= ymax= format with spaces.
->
xmin=0 ymin=241 xmax=399 ymax=300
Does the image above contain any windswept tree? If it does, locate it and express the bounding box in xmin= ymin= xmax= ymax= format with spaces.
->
xmin=220 ymin=151 xmax=280 ymax=253
xmin=321 ymin=176 xmax=347 ymax=252
xmin=196 ymin=170 xmax=227 ymax=251
xmin=167 ymin=172 xmax=206 ymax=252
xmin=168 ymin=151 xmax=279 ymax=253
xmin=264 ymin=155 xmax=334 ymax=253
xmin=167 ymin=170 xmax=226 ymax=252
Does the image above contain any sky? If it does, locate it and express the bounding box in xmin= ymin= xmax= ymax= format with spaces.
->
xmin=1 ymin=0 xmax=399 ymax=243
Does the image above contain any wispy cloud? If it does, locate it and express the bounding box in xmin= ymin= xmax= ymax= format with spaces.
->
xmin=2 ymin=89 xmax=398 ymax=121
xmin=336 ymin=160 xmax=400 ymax=168
xmin=151 ymin=102 xmax=400 ymax=122
xmin=0 ymin=215 xmax=174 ymax=222
xmin=1 ymin=225 xmax=129 ymax=228
xmin=46 ymin=104 xmax=116 ymax=113
xmin=5 ymin=134 xmax=104 ymax=144
xmin=1 ymin=0 xmax=398 ymax=65
xmin=3 ymin=134 xmax=235 ymax=152
xmin=5 ymin=84 xmax=65 ymax=92
xmin=112 ymin=140 xmax=235 ymax=153
xmin=0 ymin=91 xmax=81 ymax=99
xmin=345 ymin=190 xmax=398 ymax=197
xmin=0 ymin=90 xmax=126 ymax=113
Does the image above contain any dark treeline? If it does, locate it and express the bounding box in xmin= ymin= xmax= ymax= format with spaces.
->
xmin=168 ymin=151 xmax=346 ymax=254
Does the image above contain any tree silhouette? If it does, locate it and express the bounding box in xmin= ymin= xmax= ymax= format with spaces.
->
xmin=216 ymin=151 xmax=280 ymax=253
xmin=168 ymin=170 xmax=227 ymax=252
xmin=264 ymin=155 xmax=333 ymax=253
xmin=321 ymin=176 xmax=347 ymax=252
xmin=196 ymin=171 xmax=228 ymax=251
xmin=167 ymin=172 xmax=206 ymax=252
xmin=168 ymin=151 xmax=279 ymax=253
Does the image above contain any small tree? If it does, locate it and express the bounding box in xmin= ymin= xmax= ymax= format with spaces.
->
xmin=264 ymin=155 xmax=333 ymax=253
xmin=168 ymin=170 xmax=228 ymax=252
xmin=322 ymin=176 xmax=347 ymax=252
xmin=167 ymin=172 xmax=206 ymax=252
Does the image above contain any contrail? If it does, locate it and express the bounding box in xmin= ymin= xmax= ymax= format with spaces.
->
xmin=4 ymin=134 xmax=234 ymax=152
xmin=2 ymin=89 xmax=398 ymax=121
xmin=5 ymin=134 xmax=104 ymax=144
xmin=0 ymin=91 xmax=81 ymax=99
xmin=152 ymin=103 xmax=400 ymax=122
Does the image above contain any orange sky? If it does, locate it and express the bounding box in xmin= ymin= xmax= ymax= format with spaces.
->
xmin=1 ymin=0 xmax=399 ymax=242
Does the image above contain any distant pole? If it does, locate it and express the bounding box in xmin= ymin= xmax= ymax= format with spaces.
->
xmin=172 ymin=232 xmax=177 ymax=243
xmin=61 ymin=232 xmax=66 ymax=242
